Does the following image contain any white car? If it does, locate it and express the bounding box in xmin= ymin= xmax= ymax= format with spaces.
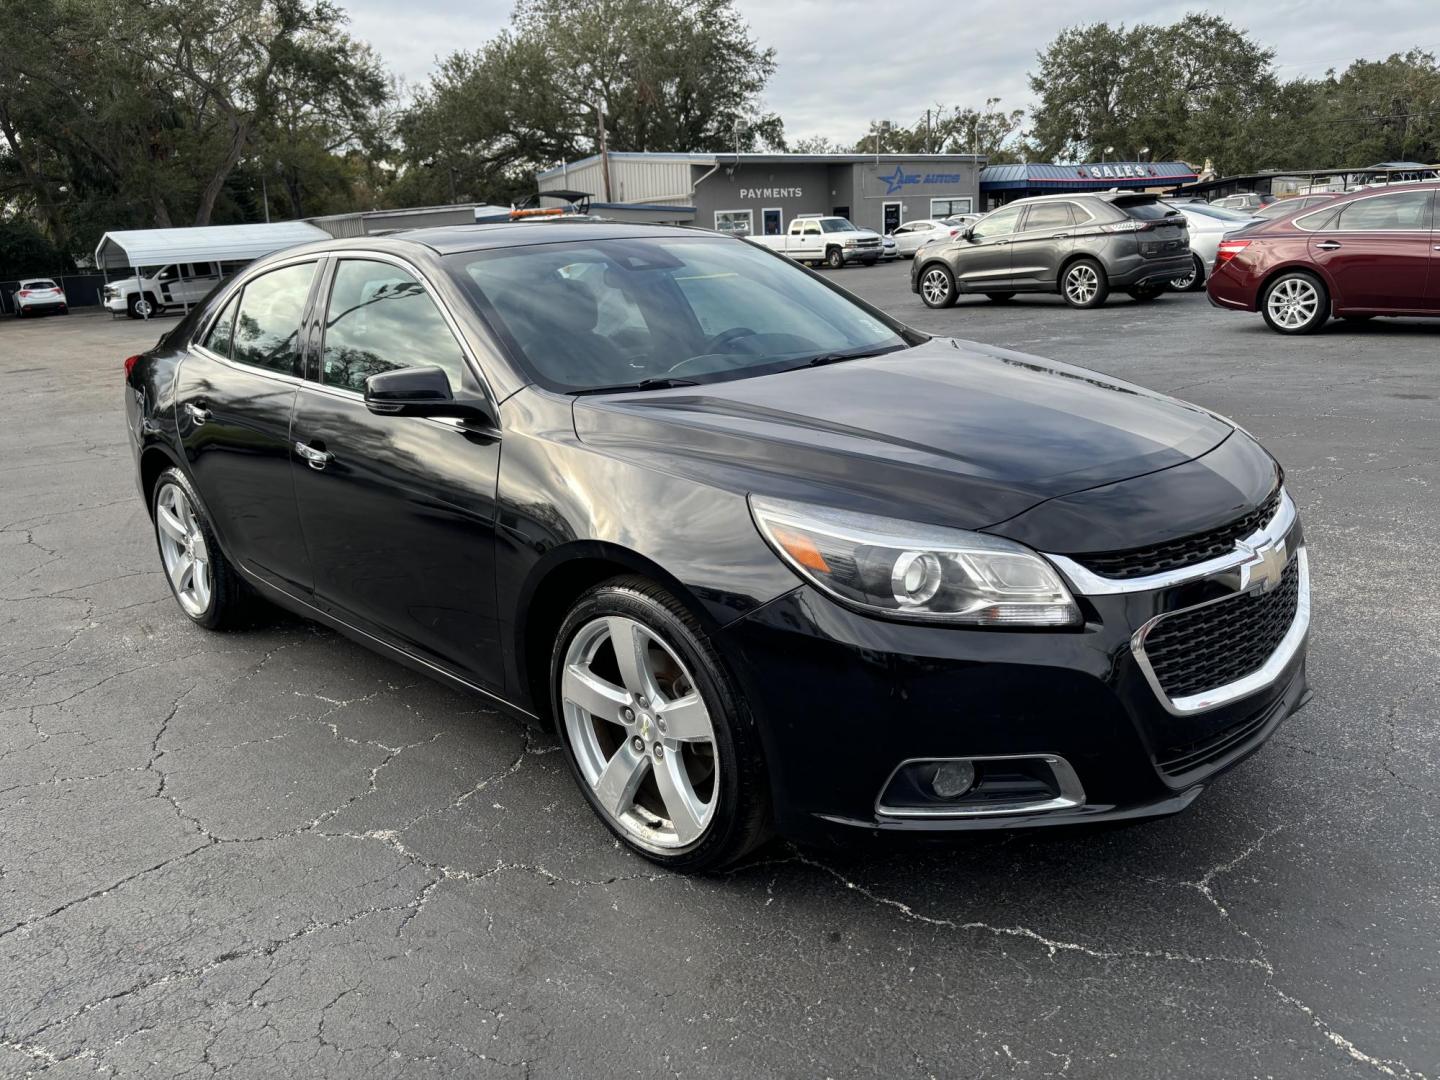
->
xmin=880 ymin=234 xmax=898 ymax=261
xmin=11 ymin=278 xmax=69 ymax=317
xmin=1163 ymin=201 xmax=1260 ymax=291
xmin=888 ymin=219 xmax=965 ymax=258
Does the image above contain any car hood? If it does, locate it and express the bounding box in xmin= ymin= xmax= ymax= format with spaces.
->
xmin=572 ymin=338 xmax=1234 ymax=532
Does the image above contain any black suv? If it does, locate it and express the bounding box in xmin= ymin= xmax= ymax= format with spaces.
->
xmin=912 ymin=193 xmax=1192 ymax=309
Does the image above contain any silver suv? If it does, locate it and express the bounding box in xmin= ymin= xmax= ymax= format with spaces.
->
xmin=911 ymin=193 xmax=1192 ymax=309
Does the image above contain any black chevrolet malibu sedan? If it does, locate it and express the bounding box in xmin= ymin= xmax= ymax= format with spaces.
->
xmin=124 ymin=222 xmax=1311 ymax=872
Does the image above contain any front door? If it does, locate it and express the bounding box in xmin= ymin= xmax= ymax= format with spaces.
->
xmin=290 ymin=257 xmax=505 ymax=690
xmin=953 ymin=203 xmax=1024 ymax=289
xmin=173 ymin=260 xmax=320 ymax=595
xmin=1307 ymin=189 xmax=1434 ymax=311
xmin=883 ymin=201 xmax=902 ymax=235
xmin=762 ymin=208 xmax=783 ymax=236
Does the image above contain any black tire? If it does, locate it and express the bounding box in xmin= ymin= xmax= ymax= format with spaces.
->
xmin=551 ymin=575 xmax=772 ymax=872
xmin=1127 ymin=284 xmax=1165 ymax=302
xmin=984 ymin=292 xmax=1016 ymax=302
xmin=1169 ymin=255 xmax=1205 ymax=292
xmin=1260 ymin=271 xmax=1329 ymax=335
xmin=126 ymin=294 xmax=147 ymax=319
xmin=918 ymin=262 xmax=957 ymax=308
xmin=1060 ymin=258 xmax=1110 ymax=309
xmin=150 ymin=466 xmax=251 ymax=630
xmin=825 ymin=246 xmax=844 ymax=270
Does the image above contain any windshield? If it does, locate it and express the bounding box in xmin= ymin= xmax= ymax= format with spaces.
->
xmin=819 ymin=219 xmax=857 ymax=233
xmin=449 ymin=236 xmax=907 ymax=392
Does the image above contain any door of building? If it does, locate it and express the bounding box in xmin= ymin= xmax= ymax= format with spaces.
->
xmin=762 ymin=208 xmax=783 ymax=235
xmin=883 ymin=202 xmax=902 ymax=234
xmin=832 ymin=205 xmax=850 ymax=220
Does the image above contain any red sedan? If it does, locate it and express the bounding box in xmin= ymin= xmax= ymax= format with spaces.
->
xmin=1206 ymin=182 xmax=1439 ymax=334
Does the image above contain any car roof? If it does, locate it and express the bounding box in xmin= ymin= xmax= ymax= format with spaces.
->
xmin=310 ymin=220 xmax=713 ymax=258
xmin=20 ymin=278 xmax=56 ymax=285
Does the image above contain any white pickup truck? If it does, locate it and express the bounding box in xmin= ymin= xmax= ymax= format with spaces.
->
xmin=746 ymin=215 xmax=884 ymax=268
xmin=103 ymin=260 xmax=249 ymax=319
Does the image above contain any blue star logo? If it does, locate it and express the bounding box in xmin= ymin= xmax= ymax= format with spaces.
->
xmin=879 ymin=166 xmax=917 ymax=195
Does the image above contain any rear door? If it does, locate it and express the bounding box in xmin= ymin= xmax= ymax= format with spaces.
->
xmin=1008 ymin=202 xmax=1076 ymax=287
xmin=1113 ymin=196 xmax=1189 ymax=260
xmin=173 ymin=259 xmax=321 ymax=595
xmin=1305 ymin=189 xmax=1434 ymax=311
xmin=289 ymin=256 xmax=505 ymax=690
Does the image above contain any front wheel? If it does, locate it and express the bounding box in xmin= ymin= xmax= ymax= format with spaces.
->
xmin=1061 ymin=259 xmax=1109 ymax=308
xmin=552 ymin=577 xmax=771 ymax=872
xmin=1261 ymin=272 xmax=1328 ymax=334
xmin=918 ymin=263 xmax=957 ymax=308
xmin=151 ymin=467 xmax=250 ymax=629
xmin=825 ymin=246 xmax=844 ymax=270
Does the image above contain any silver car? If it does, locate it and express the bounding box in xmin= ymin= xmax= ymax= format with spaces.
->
xmin=910 ymin=193 xmax=1192 ymax=309
xmin=888 ymin=218 xmax=963 ymax=258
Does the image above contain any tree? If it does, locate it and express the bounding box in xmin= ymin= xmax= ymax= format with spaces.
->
xmin=846 ymin=100 xmax=1027 ymax=162
xmin=395 ymin=0 xmax=784 ymax=206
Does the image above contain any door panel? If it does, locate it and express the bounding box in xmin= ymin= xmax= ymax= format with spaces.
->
xmin=1309 ymin=190 xmax=1434 ymax=311
xmin=172 ymin=261 xmax=319 ymax=594
xmin=291 ymin=257 xmax=504 ymax=690
xmin=952 ymin=204 xmax=1023 ymax=288
xmin=1009 ymin=203 xmax=1075 ymax=286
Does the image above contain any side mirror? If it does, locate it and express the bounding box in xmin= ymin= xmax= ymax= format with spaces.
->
xmin=364 ymin=365 xmax=496 ymax=424
xmin=962 ymin=228 xmax=976 ymax=241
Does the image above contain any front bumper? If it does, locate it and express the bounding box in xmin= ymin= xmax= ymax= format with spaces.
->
xmin=719 ymin=516 xmax=1310 ymax=842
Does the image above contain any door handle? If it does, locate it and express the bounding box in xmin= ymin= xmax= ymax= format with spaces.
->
xmin=185 ymin=401 xmax=211 ymax=425
xmin=1050 ymin=233 xmax=1070 ymax=239
xmin=1315 ymin=241 xmax=1342 ymax=251
xmin=294 ymin=441 xmax=333 ymax=470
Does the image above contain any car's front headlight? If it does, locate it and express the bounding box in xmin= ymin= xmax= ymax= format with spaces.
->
xmin=749 ymin=496 xmax=1080 ymax=626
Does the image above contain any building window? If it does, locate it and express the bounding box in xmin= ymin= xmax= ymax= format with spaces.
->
xmin=714 ymin=209 xmax=754 ymax=236
xmin=930 ymin=197 xmax=973 ymax=217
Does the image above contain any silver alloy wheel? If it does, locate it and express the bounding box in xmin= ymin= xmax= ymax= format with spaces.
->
xmin=1170 ymin=258 xmax=1200 ymax=290
xmin=562 ymin=615 xmax=719 ymax=852
xmin=921 ymin=267 xmax=951 ymax=305
xmin=134 ymin=297 xmax=153 ymax=318
xmin=1267 ymin=277 xmax=1320 ymax=330
xmin=155 ymin=482 xmax=213 ymax=617
xmin=1065 ymin=264 xmax=1099 ymax=305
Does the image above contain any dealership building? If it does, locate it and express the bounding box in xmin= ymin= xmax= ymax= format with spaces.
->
xmin=536 ymin=151 xmax=986 ymax=236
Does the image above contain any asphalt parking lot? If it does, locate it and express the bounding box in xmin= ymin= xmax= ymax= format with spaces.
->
xmin=2 ymin=266 xmax=1437 ymax=1079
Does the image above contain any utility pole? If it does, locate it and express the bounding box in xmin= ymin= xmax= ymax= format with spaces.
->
xmin=595 ymin=99 xmax=612 ymax=202
xmin=260 ymin=171 xmax=270 ymax=223
xmin=925 ymin=108 xmax=931 ymax=154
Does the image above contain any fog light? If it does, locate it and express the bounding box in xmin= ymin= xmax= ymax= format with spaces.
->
xmin=930 ymin=759 xmax=976 ymax=799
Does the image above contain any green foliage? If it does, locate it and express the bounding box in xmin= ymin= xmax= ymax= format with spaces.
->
xmin=1027 ymin=16 xmax=1440 ymax=174
xmin=0 ymin=0 xmax=392 ymax=259
xmin=847 ymin=100 xmax=1027 ymax=162
xmin=0 ymin=218 xmax=64 ymax=279
xmin=395 ymin=0 xmax=784 ymax=206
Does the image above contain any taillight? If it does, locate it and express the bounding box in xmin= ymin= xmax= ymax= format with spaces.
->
xmin=124 ymin=354 xmax=141 ymax=379
xmin=1215 ymin=239 xmax=1253 ymax=264
xmin=18 ymin=289 xmax=32 ymax=297
xmin=948 ymin=228 xmax=959 ymax=236
xmin=1101 ymin=219 xmax=1154 ymax=233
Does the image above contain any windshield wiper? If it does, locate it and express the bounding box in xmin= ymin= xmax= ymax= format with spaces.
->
xmin=796 ymin=344 xmax=909 ymax=369
xmin=571 ymin=377 xmax=700 ymax=396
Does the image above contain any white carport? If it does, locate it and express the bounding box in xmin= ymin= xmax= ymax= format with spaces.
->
xmin=94 ymin=221 xmax=329 ymax=270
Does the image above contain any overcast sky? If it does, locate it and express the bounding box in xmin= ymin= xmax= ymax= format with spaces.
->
xmin=344 ymin=0 xmax=1440 ymax=146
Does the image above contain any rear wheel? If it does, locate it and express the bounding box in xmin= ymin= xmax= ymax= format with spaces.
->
xmin=1169 ymin=255 xmax=1205 ymax=292
xmin=984 ymin=292 xmax=1016 ymax=302
xmin=151 ymin=467 xmax=250 ymax=630
xmin=919 ymin=263 xmax=957 ymax=308
xmin=825 ymin=246 xmax=844 ymax=270
xmin=1061 ymin=259 xmax=1109 ymax=309
xmin=1261 ymin=272 xmax=1328 ymax=334
xmin=552 ymin=577 xmax=771 ymax=872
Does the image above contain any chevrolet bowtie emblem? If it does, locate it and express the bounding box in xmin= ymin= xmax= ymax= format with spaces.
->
xmin=1237 ymin=538 xmax=1287 ymax=594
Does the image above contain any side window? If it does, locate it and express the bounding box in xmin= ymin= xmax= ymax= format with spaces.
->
xmin=971 ymin=204 xmax=1023 ymax=240
xmin=203 ymin=293 xmax=240 ymax=358
xmin=232 ymin=262 xmax=316 ymax=377
xmin=1022 ymin=203 xmax=1073 ymax=232
xmin=802 ymin=222 xmax=821 ymax=236
xmin=1336 ymin=191 xmax=1433 ymax=231
xmin=322 ymin=260 xmax=470 ymax=394
xmin=158 ymin=265 xmax=178 ymax=282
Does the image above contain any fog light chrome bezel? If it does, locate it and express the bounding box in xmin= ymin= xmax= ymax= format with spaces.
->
xmin=874 ymin=754 xmax=1085 ymax=819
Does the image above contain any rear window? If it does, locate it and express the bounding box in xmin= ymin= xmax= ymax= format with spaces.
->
xmin=1114 ymin=197 xmax=1181 ymax=221
xmin=27 ymin=280 xmax=57 ymax=289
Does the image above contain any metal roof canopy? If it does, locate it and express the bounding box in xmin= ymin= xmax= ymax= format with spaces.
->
xmin=93 ymin=221 xmax=330 ymax=270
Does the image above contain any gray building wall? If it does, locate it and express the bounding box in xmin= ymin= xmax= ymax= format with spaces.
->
xmin=688 ymin=158 xmax=981 ymax=236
